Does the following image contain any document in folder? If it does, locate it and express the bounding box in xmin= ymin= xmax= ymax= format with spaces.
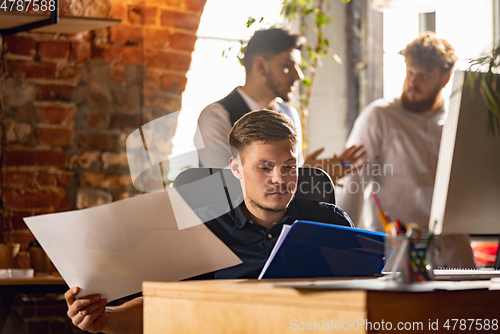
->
xmin=259 ymin=221 xmax=387 ymax=279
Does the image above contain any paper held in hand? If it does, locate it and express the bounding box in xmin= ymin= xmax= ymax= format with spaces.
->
xmin=24 ymin=188 xmax=241 ymax=302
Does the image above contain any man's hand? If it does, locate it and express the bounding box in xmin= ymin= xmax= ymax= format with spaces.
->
xmin=65 ymin=287 xmax=108 ymax=333
xmin=303 ymin=145 xmax=366 ymax=184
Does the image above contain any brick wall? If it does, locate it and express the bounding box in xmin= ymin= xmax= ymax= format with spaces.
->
xmin=0 ymin=0 xmax=207 ymax=332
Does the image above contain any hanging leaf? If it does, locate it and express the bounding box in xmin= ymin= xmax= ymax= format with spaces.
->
xmin=316 ymin=12 xmax=325 ymax=26
xmin=467 ymin=44 xmax=500 ymax=136
xmin=302 ymin=77 xmax=311 ymax=88
xmin=246 ymin=17 xmax=256 ymax=28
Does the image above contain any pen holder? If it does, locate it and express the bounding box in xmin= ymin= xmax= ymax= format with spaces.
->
xmin=384 ymin=235 xmax=434 ymax=283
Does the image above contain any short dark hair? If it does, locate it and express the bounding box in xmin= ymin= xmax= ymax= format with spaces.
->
xmin=242 ymin=28 xmax=305 ymax=73
xmin=228 ymin=109 xmax=298 ymax=160
xmin=399 ymin=31 xmax=457 ymax=73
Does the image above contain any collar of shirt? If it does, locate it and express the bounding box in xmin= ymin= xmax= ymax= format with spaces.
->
xmin=236 ymin=87 xmax=278 ymax=111
xmin=232 ymin=199 xmax=297 ymax=230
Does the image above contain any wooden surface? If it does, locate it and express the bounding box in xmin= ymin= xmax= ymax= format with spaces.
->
xmin=143 ymin=279 xmax=500 ymax=334
xmin=0 ymin=275 xmax=65 ymax=286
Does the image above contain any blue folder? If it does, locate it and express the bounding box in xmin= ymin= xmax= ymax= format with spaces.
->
xmin=260 ymin=220 xmax=387 ymax=279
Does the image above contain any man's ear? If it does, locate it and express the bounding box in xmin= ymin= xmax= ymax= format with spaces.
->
xmin=230 ymin=156 xmax=244 ymax=180
xmin=253 ymin=55 xmax=268 ymax=77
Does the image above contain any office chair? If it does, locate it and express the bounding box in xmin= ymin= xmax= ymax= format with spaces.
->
xmin=173 ymin=167 xmax=335 ymax=214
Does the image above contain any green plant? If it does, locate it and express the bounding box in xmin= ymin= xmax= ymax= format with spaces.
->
xmin=466 ymin=44 xmax=500 ymax=135
xmin=282 ymin=0 xmax=347 ymax=106
xmin=243 ymin=0 xmax=349 ymax=146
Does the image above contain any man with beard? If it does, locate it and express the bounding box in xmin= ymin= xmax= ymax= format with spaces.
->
xmin=195 ymin=28 xmax=364 ymax=180
xmin=65 ymin=110 xmax=353 ymax=333
xmin=336 ymin=32 xmax=457 ymax=232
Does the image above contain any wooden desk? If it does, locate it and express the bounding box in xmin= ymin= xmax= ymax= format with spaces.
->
xmin=0 ymin=275 xmax=67 ymax=333
xmin=143 ymin=279 xmax=500 ymax=333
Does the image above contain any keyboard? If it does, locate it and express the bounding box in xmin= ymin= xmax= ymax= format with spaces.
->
xmin=433 ymin=268 xmax=500 ymax=281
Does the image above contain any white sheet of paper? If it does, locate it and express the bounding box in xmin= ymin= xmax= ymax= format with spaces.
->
xmin=24 ymin=188 xmax=242 ymax=301
xmin=258 ymin=224 xmax=292 ymax=279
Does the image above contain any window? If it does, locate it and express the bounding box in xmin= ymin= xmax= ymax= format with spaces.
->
xmin=168 ymin=0 xmax=283 ymax=178
xmin=382 ymin=0 xmax=495 ymax=102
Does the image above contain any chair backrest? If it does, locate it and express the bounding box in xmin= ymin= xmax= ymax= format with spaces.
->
xmin=297 ymin=167 xmax=335 ymax=204
xmin=173 ymin=166 xmax=335 ymax=207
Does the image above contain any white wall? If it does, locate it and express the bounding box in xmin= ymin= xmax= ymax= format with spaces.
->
xmin=306 ymin=1 xmax=349 ymax=157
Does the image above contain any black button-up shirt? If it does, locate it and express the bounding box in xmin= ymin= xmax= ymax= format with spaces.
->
xmin=198 ymin=198 xmax=354 ymax=279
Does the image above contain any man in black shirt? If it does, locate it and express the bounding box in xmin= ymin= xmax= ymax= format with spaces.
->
xmin=64 ymin=109 xmax=353 ymax=333
xmin=200 ymin=109 xmax=353 ymax=279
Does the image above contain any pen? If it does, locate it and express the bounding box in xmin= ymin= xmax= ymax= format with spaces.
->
xmin=372 ymin=193 xmax=390 ymax=231
xmin=340 ymin=161 xmax=352 ymax=167
xmin=377 ymin=208 xmax=390 ymax=233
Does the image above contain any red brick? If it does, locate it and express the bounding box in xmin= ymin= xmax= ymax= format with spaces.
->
xmin=80 ymin=172 xmax=105 ymax=187
xmin=37 ymin=171 xmax=74 ymax=188
xmin=103 ymin=46 xmax=143 ymax=66
xmin=161 ymin=10 xmax=201 ymax=31
xmin=109 ymin=114 xmax=141 ymax=129
xmin=79 ymin=133 xmax=119 ymax=151
xmin=108 ymin=1 xmax=127 ymax=20
xmin=4 ymin=36 xmax=37 ymax=56
xmin=109 ymin=67 xmax=126 ymax=84
xmin=128 ymin=6 xmax=144 ymax=25
xmin=109 ymin=25 xmax=142 ymax=45
xmin=145 ymin=71 xmax=160 ymax=88
xmin=186 ymin=0 xmax=207 ymax=13
xmin=101 ymin=152 xmax=129 ymax=169
xmin=4 ymin=59 xmax=56 ymax=79
xmin=86 ymin=115 xmax=109 ymax=129
xmin=57 ymin=64 xmax=81 ymax=80
xmin=143 ymin=27 xmax=171 ymax=48
xmin=145 ymin=7 xmax=157 ymax=25
xmin=69 ymin=151 xmax=100 ymax=169
xmin=4 ymin=190 xmax=71 ymax=211
xmin=36 ymin=127 xmax=74 ymax=146
xmin=158 ymin=0 xmax=181 ymax=6
xmin=121 ymin=47 xmax=144 ymax=65
xmin=71 ymin=41 xmax=91 ymax=62
xmin=144 ymin=50 xmax=191 ymax=71
xmin=81 ymin=173 xmax=132 ymax=189
xmin=7 ymin=212 xmax=32 ymax=230
xmin=38 ymin=105 xmax=76 ymax=126
xmin=59 ymin=0 xmax=70 ymax=15
xmin=144 ymin=93 xmax=182 ymax=111
xmin=36 ymin=84 xmax=76 ymax=101
xmin=122 ymin=6 xmax=155 ymax=25
xmin=3 ymin=148 xmax=67 ymax=167
xmin=38 ymin=40 xmax=70 ymax=59
xmin=91 ymin=45 xmax=104 ymax=59
xmin=2 ymin=171 xmax=35 ymax=189
xmin=170 ymin=32 xmax=197 ymax=52
xmin=161 ymin=74 xmax=187 ymax=92
xmin=93 ymin=28 xmax=109 ymax=47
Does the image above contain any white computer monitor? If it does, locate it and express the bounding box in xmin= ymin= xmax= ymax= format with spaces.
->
xmin=430 ymin=70 xmax=500 ymax=235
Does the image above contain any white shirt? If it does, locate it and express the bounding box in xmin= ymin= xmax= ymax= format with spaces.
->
xmin=336 ymin=98 xmax=446 ymax=232
xmin=194 ymin=88 xmax=304 ymax=168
